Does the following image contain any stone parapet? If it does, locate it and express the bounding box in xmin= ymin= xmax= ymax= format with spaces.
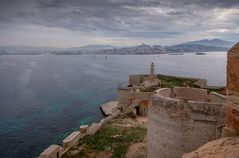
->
xmin=148 ymin=88 xmax=226 ymax=158
xmin=40 ymin=145 xmax=63 ymax=158
xmin=63 ymin=131 xmax=81 ymax=149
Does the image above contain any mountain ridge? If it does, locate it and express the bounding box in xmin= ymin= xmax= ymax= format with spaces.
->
xmin=0 ymin=39 xmax=234 ymax=55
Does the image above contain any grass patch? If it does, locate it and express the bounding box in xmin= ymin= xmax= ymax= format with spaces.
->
xmin=157 ymin=74 xmax=199 ymax=88
xmin=81 ymin=124 xmax=146 ymax=158
xmin=62 ymin=118 xmax=147 ymax=158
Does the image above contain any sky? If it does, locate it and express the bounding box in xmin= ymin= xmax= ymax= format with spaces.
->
xmin=0 ymin=0 xmax=238 ymax=48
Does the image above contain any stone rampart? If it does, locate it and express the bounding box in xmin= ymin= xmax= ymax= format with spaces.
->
xmin=148 ymin=87 xmax=226 ymax=158
xmin=129 ymin=75 xmax=150 ymax=86
xmin=118 ymin=89 xmax=152 ymax=115
xmin=223 ymin=42 xmax=239 ymax=136
xmin=63 ymin=131 xmax=81 ymax=149
xmin=40 ymin=145 xmax=63 ymax=158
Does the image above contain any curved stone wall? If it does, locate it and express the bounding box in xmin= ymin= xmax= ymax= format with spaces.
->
xmin=225 ymin=42 xmax=239 ymax=134
xmin=148 ymin=88 xmax=226 ymax=158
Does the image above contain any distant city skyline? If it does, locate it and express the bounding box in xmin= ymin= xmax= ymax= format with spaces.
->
xmin=0 ymin=0 xmax=238 ymax=48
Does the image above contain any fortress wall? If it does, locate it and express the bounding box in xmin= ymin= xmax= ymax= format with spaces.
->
xmin=117 ymin=90 xmax=152 ymax=112
xmin=148 ymin=96 xmax=184 ymax=158
xmin=185 ymin=101 xmax=225 ymax=148
xmin=63 ymin=131 xmax=81 ymax=149
xmin=148 ymin=88 xmax=226 ymax=158
xmin=129 ymin=75 xmax=148 ymax=86
xmin=227 ymin=43 xmax=239 ymax=93
xmin=156 ymin=88 xmax=172 ymax=97
xmin=225 ymin=42 xmax=239 ymax=132
xmin=40 ymin=145 xmax=63 ymax=158
xmin=174 ymin=87 xmax=208 ymax=101
xmin=209 ymin=92 xmax=227 ymax=103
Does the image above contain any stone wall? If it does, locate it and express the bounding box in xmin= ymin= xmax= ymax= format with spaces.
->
xmin=63 ymin=131 xmax=81 ymax=149
xmin=147 ymin=88 xmax=226 ymax=158
xmin=40 ymin=145 xmax=63 ymax=158
xmin=223 ymin=42 xmax=239 ymax=136
xmin=227 ymin=42 xmax=239 ymax=93
xmin=117 ymin=89 xmax=152 ymax=115
xmin=173 ymin=87 xmax=208 ymax=101
xmin=129 ymin=75 xmax=149 ymax=86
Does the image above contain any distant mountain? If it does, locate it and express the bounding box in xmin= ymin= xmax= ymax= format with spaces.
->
xmin=165 ymin=39 xmax=233 ymax=53
xmin=181 ymin=39 xmax=234 ymax=48
xmin=0 ymin=39 xmax=234 ymax=55
xmin=114 ymin=44 xmax=165 ymax=54
xmin=165 ymin=44 xmax=228 ymax=53
xmin=0 ymin=46 xmax=60 ymax=55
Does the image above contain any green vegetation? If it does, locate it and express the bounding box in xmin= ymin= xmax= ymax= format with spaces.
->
xmin=157 ymin=74 xmax=199 ymax=88
xmin=62 ymin=117 xmax=147 ymax=158
xmin=157 ymin=74 xmax=225 ymax=94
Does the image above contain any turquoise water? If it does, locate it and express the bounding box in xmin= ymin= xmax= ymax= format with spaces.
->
xmin=0 ymin=53 xmax=226 ymax=158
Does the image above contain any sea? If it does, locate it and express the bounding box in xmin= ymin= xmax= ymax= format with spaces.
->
xmin=0 ymin=52 xmax=226 ymax=158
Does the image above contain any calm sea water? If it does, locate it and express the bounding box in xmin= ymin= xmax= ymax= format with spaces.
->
xmin=0 ymin=52 xmax=226 ymax=158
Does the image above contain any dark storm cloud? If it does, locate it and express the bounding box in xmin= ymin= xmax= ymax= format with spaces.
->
xmin=35 ymin=0 xmax=239 ymax=9
xmin=0 ymin=0 xmax=238 ymax=47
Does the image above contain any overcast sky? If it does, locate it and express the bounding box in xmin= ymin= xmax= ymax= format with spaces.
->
xmin=0 ymin=0 xmax=238 ymax=48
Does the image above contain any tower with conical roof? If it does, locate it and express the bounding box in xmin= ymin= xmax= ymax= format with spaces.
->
xmin=222 ymin=42 xmax=239 ymax=137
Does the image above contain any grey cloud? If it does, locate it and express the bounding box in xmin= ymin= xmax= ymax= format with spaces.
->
xmin=167 ymin=11 xmax=193 ymax=16
xmin=0 ymin=0 xmax=238 ymax=47
xmin=35 ymin=0 xmax=239 ymax=9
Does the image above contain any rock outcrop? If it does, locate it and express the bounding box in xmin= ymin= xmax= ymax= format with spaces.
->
xmin=182 ymin=137 xmax=239 ymax=158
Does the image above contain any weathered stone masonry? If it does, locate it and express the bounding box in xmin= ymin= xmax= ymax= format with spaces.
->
xmin=118 ymin=89 xmax=152 ymax=115
xmin=223 ymin=42 xmax=239 ymax=136
xmin=148 ymin=87 xmax=226 ymax=158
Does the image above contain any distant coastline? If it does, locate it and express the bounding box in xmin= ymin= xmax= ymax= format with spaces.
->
xmin=0 ymin=39 xmax=232 ymax=55
xmin=195 ymin=52 xmax=206 ymax=55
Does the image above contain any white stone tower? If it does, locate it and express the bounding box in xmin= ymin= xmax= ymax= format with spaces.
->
xmin=150 ymin=62 xmax=155 ymax=75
